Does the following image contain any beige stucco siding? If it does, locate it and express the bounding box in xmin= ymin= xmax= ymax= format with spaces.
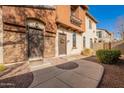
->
xmin=97 ymin=29 xmax=111 ymax=43
xmin=56 ymin=27 xmax=83 ymax=57
xmin=82 ymin=16 xmax=97 ymax=49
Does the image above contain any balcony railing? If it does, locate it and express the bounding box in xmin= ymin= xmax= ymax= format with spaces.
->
xmin=70 ymin=14 xmax=82 ymax=27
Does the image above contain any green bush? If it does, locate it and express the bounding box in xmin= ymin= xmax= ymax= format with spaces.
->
xmin=81 ymin=48 xmax=93 ymax=56
xmin=0 ymin=64 xmax=6 ymax=72
xmin=96 ymin=49 xmax=121 ymax=64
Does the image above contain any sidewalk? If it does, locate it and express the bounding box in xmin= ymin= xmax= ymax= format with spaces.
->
xmin=30 ymin=55 xmax=87 ymax=71
xmin=29 ymin=55 xmax=104 ymax=88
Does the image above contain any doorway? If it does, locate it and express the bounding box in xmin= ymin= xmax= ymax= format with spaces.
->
xmin=58 ymin=33 xmax=67 ymax=55
xmin=27 ymin=19 xmax=44 ymax=61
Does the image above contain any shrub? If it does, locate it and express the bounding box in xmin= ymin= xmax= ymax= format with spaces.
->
xmin=96 ymin=49 xmax=121 ymax=64
xmin=0 ymin=64 xmax=6 ymax=72
xmin=81 ymin=48 xmax=93 ymax=56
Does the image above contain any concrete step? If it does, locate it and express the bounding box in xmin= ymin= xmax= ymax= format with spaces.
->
xmin=30 ymin=62 xmax=52 ymax=71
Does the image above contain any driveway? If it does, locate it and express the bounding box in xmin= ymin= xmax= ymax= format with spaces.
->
xmin=29 ymin=58 xmax=104 ymax=88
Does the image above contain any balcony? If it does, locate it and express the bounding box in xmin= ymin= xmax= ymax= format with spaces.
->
xmin=70 ymin=14 xmax=82 ymax=27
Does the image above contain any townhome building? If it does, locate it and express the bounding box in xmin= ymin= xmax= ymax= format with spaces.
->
xmin=110 ymin=32 xmax=115 ymax=42
xmin=96 ymin=28 xmax=112 ymax=43
xmin=82 ymin=12 xmax=98 ymax=49
xmin=55 ymin=5 xmax=88 ymax=57
xmin=0 ymin=5 xmax=97 ymax=65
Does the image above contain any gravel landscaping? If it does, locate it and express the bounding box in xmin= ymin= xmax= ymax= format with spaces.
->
xmin=0 ymin=71 xmax=33 ymax=88
xmin=83 ymin=56 xmax=124 ymax=88
xmin=0 ymin=63 xmax=33 ymax=88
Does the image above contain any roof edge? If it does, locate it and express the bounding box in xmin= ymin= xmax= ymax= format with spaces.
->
xmin=81 ymin=5 xmax=89 ymax=10
xmin=3 ymin=5 xmax=56 ymax=10
xmin=97 ymin=28 xmax=111 ymax=35
xmin=86 ymin=12 xmax=98 ymax=23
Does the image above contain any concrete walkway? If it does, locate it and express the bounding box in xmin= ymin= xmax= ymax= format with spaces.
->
xmin=29 ymin=55 xmax=104 ymax=88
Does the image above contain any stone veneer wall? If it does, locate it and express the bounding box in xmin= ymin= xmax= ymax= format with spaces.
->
xmin=44 ymin=31 xmax=56 ymax=58
xmin=2 ymin=6 xmax=57 ymax=64
xmin=0 ymin=7 xmax=3 ymax=63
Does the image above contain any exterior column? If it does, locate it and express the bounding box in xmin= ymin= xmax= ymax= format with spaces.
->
xmin=0 ymin=7 xmax=3 ymax=63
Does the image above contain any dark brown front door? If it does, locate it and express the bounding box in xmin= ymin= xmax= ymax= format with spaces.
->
xmin=58 ymin=33 xmax=66 ymax=55
xmin=28 ymin=28 xmax=43 ymax=59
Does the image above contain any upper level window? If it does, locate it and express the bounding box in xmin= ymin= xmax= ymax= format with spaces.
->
xmin=72 ymin=32 xmax=76 ymax=48
xmin=97 ymin=31 xmax=102 ymax=38
xmin=71 ymin=6 xmax=78 ymax=16
xmin=94 ymin=38 xmax=97 ymax=43
xmin=89 ymin=20 xmax=92 ymax=29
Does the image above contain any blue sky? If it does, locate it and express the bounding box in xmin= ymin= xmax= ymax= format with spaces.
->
xmin=88 ymin=5 xmax=124 ymax=39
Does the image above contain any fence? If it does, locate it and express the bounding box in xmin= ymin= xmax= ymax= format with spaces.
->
xmin=111 ymin=40 xmax=124 ymax=55
xmin=93 ymin=40 xmax=124 ymax=55
xmin=93 ymin=42 xmax=111 ymax=51
xmin=93 ymin=42 xmax=110 ymax=55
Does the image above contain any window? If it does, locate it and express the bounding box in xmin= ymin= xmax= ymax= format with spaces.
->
xmin=97 ymin=31 xmax=102 ymax=38
xmin=70 ymin=6 xmax=82 ymax=27
xmin=90 ymin=38 xmax=93 ymax=48
xmin=99 ymin=40 xmax=102 ymax=43
xmin=89 ymin=20 xmax=92 ymax=29
xmin=96 ymin=32 xmax=99 ymax=37
xmin=72 ymin=32 xmax=76 ymax=48
xmin=71 ymin=6 xmax=77 ymax=16
xmin=94 ymin=38 xmax=97 ymax=43
xmin=83 ymin=36 xmax=86 ymax=48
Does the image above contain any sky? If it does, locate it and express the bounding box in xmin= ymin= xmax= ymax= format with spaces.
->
xmin=89 ymin=5 xmax=124 ymax=39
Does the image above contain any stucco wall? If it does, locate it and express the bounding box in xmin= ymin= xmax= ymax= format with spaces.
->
xmin=56 ymin=5 xmax=86 ymax=32
xmin=112 ymin=40 xmax=124 ymax=54
xmin=56 ymin=27 xmax=83 ymax=57
xmin=97 ymin=29 xmax=111 ymax=43
xmin=2 ymin=6 xmax=57 ymax=64
xmin=82 ymin=15 xmax=97 ymax=49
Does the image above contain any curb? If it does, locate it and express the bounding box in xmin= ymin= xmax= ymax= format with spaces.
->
xmin=96 ymin=65 xmax=105 ymax=88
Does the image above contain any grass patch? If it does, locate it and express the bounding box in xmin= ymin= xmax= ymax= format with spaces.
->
xmin=0 ymin=64 xmax=6 ymax=72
